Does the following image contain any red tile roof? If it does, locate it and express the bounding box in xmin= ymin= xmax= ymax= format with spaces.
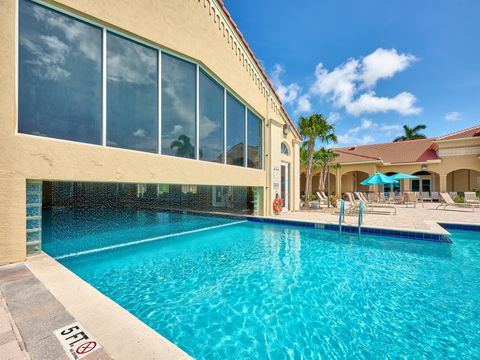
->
xmin=217 ymin=1 xmax=301 ymax=139
xmin=334 ymin=138 xmax=440 ymax=164
xmin=436 ymin=124 xmax=480 ymax=140
xmin=334 ymin=124 xmax=480 ymax=164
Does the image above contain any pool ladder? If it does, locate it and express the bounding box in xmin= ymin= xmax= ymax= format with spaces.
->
xmin=358 ymin=202 xmax=364 ymax=236
xmin=338 ymin=199 xmax=345 ymax=233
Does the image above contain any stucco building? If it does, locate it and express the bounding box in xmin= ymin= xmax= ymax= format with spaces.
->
xmin=301 ymin=125 xmax=480 ymax=196
xmin=0 ymin=0 xmax=302 ymax=264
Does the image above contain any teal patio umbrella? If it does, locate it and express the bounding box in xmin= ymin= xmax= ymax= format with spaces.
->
xmin=389 ymin=173 xmax=419 ymax=180
xmin=361 ymin=172 xmax=399 ymax=186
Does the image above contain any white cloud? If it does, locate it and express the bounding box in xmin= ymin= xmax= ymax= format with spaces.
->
xmin=337 ymin=119 xmax=402 ymax=146
xmin=270 ymin=64 xmax=300 ymax=105
xmin=295 ymin=94 xmax=312 ymax=113
xmin=309 ymin=48 xmax=421 ymax=116
xmin=360 ymin=48 xmax=416 ymax=88
xmin=346 ymin=91 xmax=421 ymax=116
xmin=445 ymin=111 xmax=462 ymax=122
xmin=327 ymin=112 xmax=341 ymax=124
xmin=133 ymin=129 xmax=146 ymax=138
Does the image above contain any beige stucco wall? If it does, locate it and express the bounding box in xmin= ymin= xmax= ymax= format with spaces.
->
xmin=302 ymin=143 xmax=480 ymax=195
xmin=0 ymin=0 xmax=301 ymax=265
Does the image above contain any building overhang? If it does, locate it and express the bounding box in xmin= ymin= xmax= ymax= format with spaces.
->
xmin=381 ymin=159 xmax=442 ymax=166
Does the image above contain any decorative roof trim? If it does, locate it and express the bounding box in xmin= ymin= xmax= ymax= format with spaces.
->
xmin=436 ymin=124 xmax=480 ymax=140
xmin=207 ymin=0 xmax=301 ymax=139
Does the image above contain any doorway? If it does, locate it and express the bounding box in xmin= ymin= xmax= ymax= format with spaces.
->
xmin=280 ymin=162 xmax=289 ymax=211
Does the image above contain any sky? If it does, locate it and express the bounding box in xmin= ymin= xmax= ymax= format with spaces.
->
xmin=224 ymin=0 xmax=480 ymax=147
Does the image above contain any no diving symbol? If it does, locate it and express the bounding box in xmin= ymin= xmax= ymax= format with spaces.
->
xmin=76 ymin=341 xmax=97 ymax=355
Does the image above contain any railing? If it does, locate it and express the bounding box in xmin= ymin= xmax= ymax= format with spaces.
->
xmin=358 ymin=202 xmax=364 ymax=236
xmin=338 ymin=199 xmax=345 ymax=233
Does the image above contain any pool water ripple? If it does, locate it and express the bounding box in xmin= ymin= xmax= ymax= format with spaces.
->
xmin=44 ymin=209 xmax=480 ymax=359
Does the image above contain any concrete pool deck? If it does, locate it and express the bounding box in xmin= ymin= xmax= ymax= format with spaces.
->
xmin=277 ymin=202 xmax=480 ymax=233
xmin=0 ymin=256 xmax=191 ymax=360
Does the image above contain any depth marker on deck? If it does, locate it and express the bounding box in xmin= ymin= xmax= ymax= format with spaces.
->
xmin=55 ymin=220 xmax=248 ymax=260
xmin=54 ymin=322 xmax=101 ymax=360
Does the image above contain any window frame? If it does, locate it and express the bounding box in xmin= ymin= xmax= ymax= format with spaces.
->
xmin=15 ymin=0 xmax=264 ymax=170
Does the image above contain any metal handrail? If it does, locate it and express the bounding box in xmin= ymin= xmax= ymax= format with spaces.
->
xmin=339 ymin=199 xmax=345 ymax=233
xmin=358 ymin=202 xmax=364 ymax=236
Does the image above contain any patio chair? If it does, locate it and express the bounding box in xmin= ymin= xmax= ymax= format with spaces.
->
xmin=449 ymin=192 xmax=458 ymax=200
xmin=404 ymin=192 xmax=418 ymax=208
xmin=355 ymin=192 xmax=397 ymax=215
xmin=464 ymin=192 xmax=480 ymax=205
xmin=431 ymin=192 xmax=440 ymax=202
xmin=420 ymin=192 xmax=433 ymax=202
xmin=436 ymin=192 xmax=477 ymax=212
xmin=368 ymin=192 xmax=379 ymax=203
xmin=345 ymin=192 xmax=361 ymax=214
xmin=315 ymin=192 xmax=328 ymax=205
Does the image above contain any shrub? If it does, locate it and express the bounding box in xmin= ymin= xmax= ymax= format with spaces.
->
xmin=454 ymin=195 xmax=464 ymax=204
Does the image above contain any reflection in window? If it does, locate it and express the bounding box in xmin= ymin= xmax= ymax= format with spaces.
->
xmin=107 ymin=33 xmax=158 ymax=153
xmin=281 ymin=142 xmax=290 ymax=155
xmin=226 ymin=93 xmax=245 ymax=166
xmin=199 ymin=70 xmax=224 ymax=162
xmin=247 ymin=110 xmax=262 ymax=169
xmin=18 ymin=0 xmax=102 ymax=144
xmin=161 ymin=53 xmax=196 ymax=158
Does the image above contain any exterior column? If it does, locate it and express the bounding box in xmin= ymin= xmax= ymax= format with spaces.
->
xmin=26 ymin=180 xmax=42 ymax=255
xmin=0 ymin=177 xmax=27 ymax=265
xmin=336 ymin=168 xmax=342 ymax=198
xmin=292 ymin=140 xmax=301 ymax=211
xmin=439 ymin=174 xmax=447 ymax=193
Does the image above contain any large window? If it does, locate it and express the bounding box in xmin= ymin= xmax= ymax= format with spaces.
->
xmin=199 ymin=70 xmax=224 ymax=162
xmin=226 ymin=93 xmax=245 ymax=166
xmin=247 ymin=110 xmax=263 ymax=169
xmin=107 ymin=33 xmax=158 ymax=153
xmin=18 ymin=0 xmax=102 ymax=144
xmin=161 ymin=53 xmax=196 ymax=158
xmin=17 ymin=0 xmax=265 ymax=169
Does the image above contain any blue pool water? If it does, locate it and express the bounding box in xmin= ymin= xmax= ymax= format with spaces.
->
xmin=44 ymin=209 xmax=480 ymax=359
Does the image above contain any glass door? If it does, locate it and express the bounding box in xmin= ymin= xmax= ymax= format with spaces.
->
xmin=280 ymin=162 xmax=289 ymax=211
xmin=421 ymin=179 xmax=431 ymax=194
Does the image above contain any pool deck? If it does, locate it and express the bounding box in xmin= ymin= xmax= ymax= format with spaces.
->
xmin=0 ymin=256 xmax=192 ymax=360
xmin=277 ymin=202 xmax=480 ymax=234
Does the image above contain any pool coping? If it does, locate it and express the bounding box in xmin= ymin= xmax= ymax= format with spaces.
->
xmin=26 ymin=253 xmax=192 ymax=360
xmin=160 ymin=209 xmax=454 ymax=243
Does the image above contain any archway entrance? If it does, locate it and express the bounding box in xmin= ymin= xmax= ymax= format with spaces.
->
xmin=341 ymin=171 xmax=369 ymax=194
xmin=446 ymin=169 xmax=480 ymax=192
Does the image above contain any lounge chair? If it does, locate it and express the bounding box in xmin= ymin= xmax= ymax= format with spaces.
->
xmin=431 ymin=192 xmax=440 ymax=202
xmin=315 ymin=192 xmax=328 ymax=205
xmin=404 ymin=192 xmax=418 ymax=208
xmin=355 ymin=192 xmax=397 ymax=215
xmin=449 ymin=192 xmax=458 ymax=200
xmin=345 ymin=192 xmax=361 ymax=214
xmin=436 ymin=192 xmax=477 ymax=212
xmin=464 ymin=192 xmax=480 ymax=205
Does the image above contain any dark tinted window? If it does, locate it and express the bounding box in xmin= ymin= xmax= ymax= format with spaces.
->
xmin=199 ymin=70 xmax=224 ymax=162
xmin=106 ymin=33 xmax=158 ymax=153
xmin=247 ymin=110 xmax=262 ymax=169
xmin=226 ymin=93 xmax=245 ymax=166
xmin=18 ymin=0 xmax=102 ymax=144
xmin=161 ymin=53 xmax=196 ymax=158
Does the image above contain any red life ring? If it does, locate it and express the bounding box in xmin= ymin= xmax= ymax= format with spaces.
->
xmin=273 ymin=198 xmax=283 ymax=214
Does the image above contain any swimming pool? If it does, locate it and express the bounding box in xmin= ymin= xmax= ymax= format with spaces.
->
xmin=44 ymin=209 xmax=480 ymax=359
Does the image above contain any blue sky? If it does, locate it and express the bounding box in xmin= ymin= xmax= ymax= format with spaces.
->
xmin=224 ymin=0 xmax=480 ymax=146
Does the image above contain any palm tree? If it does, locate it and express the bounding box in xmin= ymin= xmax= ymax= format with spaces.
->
xmin=315 ymin=148 xmax=340 ymax=192
xmin=298 ymin=114 xmax=337 ymax=200
xmin=170 ymin=134 xmax=195 ymax=158
xmin=393 ymin=124 xmax=427 ymax=142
